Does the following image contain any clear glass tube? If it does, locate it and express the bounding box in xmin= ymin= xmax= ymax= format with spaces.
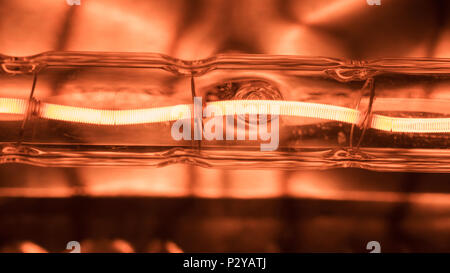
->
xmin=0 ymin=51 xmax=449 ymax=172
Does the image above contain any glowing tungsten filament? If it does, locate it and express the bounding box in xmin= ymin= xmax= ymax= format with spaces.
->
xmin=207 ymin=100 xmax=361 ymax=125
xmin=0 ymin=97 xmax=449 ymax=134
xmin=0 ymin=98 xmax=27 ymax=115
xmin=371 ymin=115 xmax=450 ymax=133
xmin=40 ymin=103 xmax=192 ymax=125
xmin=38 ymin=99 xmax=361 ymax=126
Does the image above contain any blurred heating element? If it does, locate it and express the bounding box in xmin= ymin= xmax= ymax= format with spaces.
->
xmin=0 ymin=241 xmax=48 ymax=253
